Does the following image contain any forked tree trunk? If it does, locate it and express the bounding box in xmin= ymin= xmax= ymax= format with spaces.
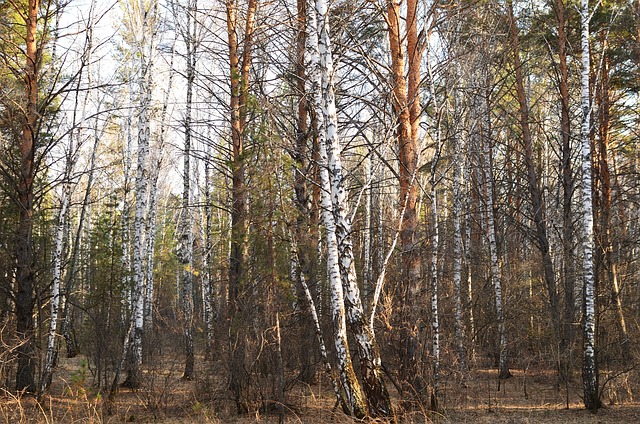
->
xmin=313 ymin=0 xmax=392 ymax=416
xmin=386 ymin=0 xmax=423 ymax=401
xmin=306 ymin=0 xmax=367 ymax=417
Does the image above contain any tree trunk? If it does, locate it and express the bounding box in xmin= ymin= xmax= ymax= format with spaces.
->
xmin=580 ymin=0 xmax=600 ymax=411
xmin=123 ymin=0 xmax=157 ymax=389
xmin=306 ymin=0 xmax=367 ymax=417
xmin=15 ymin=0 xmax=40 ymax=394
xmin=386 ymin=0 xmax=423 ymax=402
xmin=452 ymin=129 xmax=468 ymax=376
xmin=481 ymin=83 xmax=510 ymax=380
xmin=179 ymin=0 xmax=197 ymax=381
xmin=556 ymin=0 xmax=576 ymax=387
xmin=313 ymin=0 xmax=392 ymax=415
xmin=203 ymin=148 xmax=215 ymax=359
xmin=226 ymin=0 xmax=256 ymax=411
xmin=507 ymin=0 xmax=561 ymax=359
xmin=595 ymin=50 xmax=628 ymax=349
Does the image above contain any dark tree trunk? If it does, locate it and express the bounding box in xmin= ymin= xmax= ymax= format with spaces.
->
xmin=15 ymin=0 xmax=40 ymax=394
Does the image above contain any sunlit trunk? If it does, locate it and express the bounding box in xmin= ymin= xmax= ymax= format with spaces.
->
xmin=579 ymin=0 xmax=599 ymax=411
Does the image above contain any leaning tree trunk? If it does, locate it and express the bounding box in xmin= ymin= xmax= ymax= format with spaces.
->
xmin=40 ymin=0 xmax=97 ymax=391
xmin=507 ymin=0 xmax=561 ymax=357
xmin=580 ymin=0 xmax=600 ymax=411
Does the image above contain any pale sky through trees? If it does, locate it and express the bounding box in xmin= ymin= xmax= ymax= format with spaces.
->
xmin=1 ymin=0 xmax=639 ymax=419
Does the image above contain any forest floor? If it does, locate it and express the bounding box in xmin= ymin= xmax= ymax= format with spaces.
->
xmin=1 ymin=355 xmax=639 ymax=423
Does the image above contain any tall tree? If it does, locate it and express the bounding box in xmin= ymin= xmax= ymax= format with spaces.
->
xmin=555 ymin=0 xmax=576 ymax=388
xmin=306 ymin=0 xmax=371 ymax=416
xmin=121 ymin=0 xmax=159 ymax=389
xmin=226 ymin=0 xmax=257 ymax=411
xmin=13 ymin=0 xmax=41 ymax=393
xmin=385 ymin=0 xmax=424 ymax=401
xmin=580 ymin=0 xmax=600 ymax=411
xmin=507 ymin=0 xmax=561 ymax=367
xmin=174 ymin=0 xmax=198 ymax=382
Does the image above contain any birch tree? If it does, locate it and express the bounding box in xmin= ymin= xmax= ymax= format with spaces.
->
xmin=122 ymin=0 xmax=159 ymax=389
xmin=312 ymin=0 xmax=392 ymax=416
xmin=173 ymin=0 xmax=198 ymax=382
xmin=40 ymin=0 xmax=98 ymax=394
xmin=580 ymin=0 xmax=600 ymax=411
xmin=305 ymin=0 xmax=368 ymax=416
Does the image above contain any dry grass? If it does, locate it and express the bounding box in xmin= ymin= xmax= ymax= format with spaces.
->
xmin=1 ymin=356 xmax=639 ymax=423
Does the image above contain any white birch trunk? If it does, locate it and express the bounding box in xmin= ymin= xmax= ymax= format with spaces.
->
xmin=177 ymin=0 xmax=196 ymax=380
xmin=124 ymin=0 xmax=158 ymax=388
xmin=179 ymin=78 xmax=195 ymax=379
xmin=203 ymin=145 xmax=215 ymax=358
xmin=580 ymin=0 xmax=599 ymax=410
xmin=314 ymin=0 xmax=391 ymax=415
xmin=40 ymin=180 xmax=69 ymax=395
xmin=306 ymin=0 xmax=366 ymax=416
xmin=463 ymin=150 xmax=476 ymax=362
xmin=43 ymin=2 xmax=98 ymax=386
xmin=291 ymin=243 xmax=346 ymax=410
xmin=453 ymin=133 xmax=467 ymax=375
xmin=427 ymin=43 xmax=441 ymax=409
xmin=363 ymin=153 xmax=372 ymax=298
xmin=121 ymin=82 xmax=135 ymax=323
xmin=430 ymin=187 xmax=440 ymax=406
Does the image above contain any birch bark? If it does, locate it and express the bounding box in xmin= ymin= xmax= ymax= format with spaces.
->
xmin=177 ymin=0 xmax=197 ymax=381
xmin=306 ymin=0 xmax=367 ymax=416
xmin=452 ymin=127 xmax=467 ymax=375
xmin=123 ymin=0 xmax=158 ymax=389
xmin=313 ymin=0 xmax=392 ymax=415
xmin=580 ymin=0 xmax=600 ymax=411
xmin=41 ymin=1 xmax=97 ymax=393
xmin=143 ymin=39 xmax=174 ymax=333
